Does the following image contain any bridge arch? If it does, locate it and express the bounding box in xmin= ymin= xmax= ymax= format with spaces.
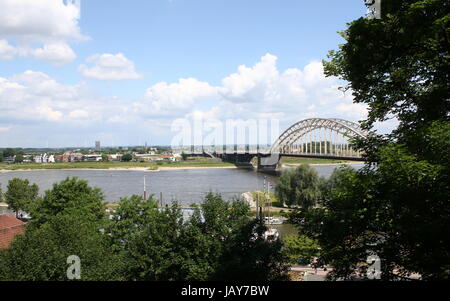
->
xmin=269 ymin=118 xmax=368 ymax=157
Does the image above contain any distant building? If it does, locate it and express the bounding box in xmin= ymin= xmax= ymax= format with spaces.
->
xmin=108 ymin=154 xmax=122 ymax=161
xmin=84 ymin=154 xmax=102 ymax=162
xmin=95 ymin=141 xmax=101 ymax=151
xmin=3 ymin=156 xmax=15 ymax=164
xmin=154 ymin=156 xmax=177 ymax=162
xmin=0 ymin=213 xmax=25 ymax=249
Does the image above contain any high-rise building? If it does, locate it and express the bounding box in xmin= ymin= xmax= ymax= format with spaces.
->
xmin=95 ymin=141 xmax=101 ymax=151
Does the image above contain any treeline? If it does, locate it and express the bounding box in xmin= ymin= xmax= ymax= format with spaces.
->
xmin=0 ymin=177 xmax=291 ymax=281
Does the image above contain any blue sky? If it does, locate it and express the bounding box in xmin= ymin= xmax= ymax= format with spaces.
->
xmin=0 ymin=0 xmax=382 ymax=148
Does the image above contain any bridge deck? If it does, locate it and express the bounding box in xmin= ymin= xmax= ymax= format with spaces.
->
xmin=183 ymin=152 xmax=363 ymax=161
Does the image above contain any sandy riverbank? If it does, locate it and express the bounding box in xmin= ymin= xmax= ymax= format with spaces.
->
xmin=158 ymin=166 xmax=237 ymax=171
xmin=0 ymin=165 xmax=239 ymax=173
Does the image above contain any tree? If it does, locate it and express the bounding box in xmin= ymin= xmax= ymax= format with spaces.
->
xmin=275 ymin=165 xmax=323 ymax=208
xmin=189 ymin=193 xmax=288 ymax=281
xmin=186 ymin=193 xmax=253 ymax=279
xmin=121 ymin=153 xmax=132 ymax=162
xmin=101 ymin=154 xmax=109 ymax=162
xmin=14 ymin=153 xmax=24 ymax=163
xmin=0 ymin=178 xmax=124 ymax=281
xmin=0 ymin=184 xmax=4 ymax=202
xmin=29 ymin=177 xmax=105 ymax=228
xmin=290 ymin=166 xmax=380 ymax=280
xmin=0 ymin=209 xmax=123 ymax=281
xmin=213 ymin=220 xmax=289 ymax=281
xmin=5 ymin=178 xmax=39 ymax=218
xmin=282 ymin=234 xmax=320 ymax=266
xmin=323 ymin=0 xmax=450 ymax=158
xmin=181 ymin=152 xmax=188 ymax=161
xmin=106 ymin=194 xmax=159 ymax=253
xmin=2 ymin=148 xmax=15 ymax=158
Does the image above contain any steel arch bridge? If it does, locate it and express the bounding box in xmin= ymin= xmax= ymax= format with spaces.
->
xmin=172 ymin=118 xmax=369 ymax=170
xmin=269 ymin=118 xmax=368 ymax=157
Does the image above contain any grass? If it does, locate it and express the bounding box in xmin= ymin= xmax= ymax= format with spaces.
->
xmin=0 ymin=157 xmax=236 ymax=171
xmin=156 ymin=157 xmax=235 ymax=168
xmin=0 ymin=161 xmax=159 ymax=170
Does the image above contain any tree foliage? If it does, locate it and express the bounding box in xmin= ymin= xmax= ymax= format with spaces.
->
xmin=0 ymin=178 xmax=289 ymax=281
xmin=29 ymin=177 xmax=105 ymax=228
xmin=275 ymin=165 xmax=324 ymax=208
xmin=5 ymin=178 xmax=39 ymax=217
xmin=121 ymin=154 xmax=132 ymax=162
xmin=324 ymin=0 xmax=449 ymax=143
xmin=0 ymin=209 xmax=122 ymax=281
xmin=2 ymin=148 xmax=15 ymax=158
xmin=282 ymin=234 xmax=320 ymax=265
xmin=106 ymin=192 xmax=289 ymax=281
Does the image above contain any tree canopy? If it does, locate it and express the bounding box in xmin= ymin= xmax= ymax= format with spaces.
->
xmin=4 ymin=178 xmax=39 ymax=217
xmin=275 ymin=165 xmax=324 ymax=209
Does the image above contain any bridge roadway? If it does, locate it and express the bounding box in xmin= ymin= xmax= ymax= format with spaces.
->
xmin=184 ymin=151 xmax=363 ymax=171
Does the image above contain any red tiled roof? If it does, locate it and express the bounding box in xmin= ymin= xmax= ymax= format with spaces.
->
xmin=0 ymin=214 xmax=25 ymax=249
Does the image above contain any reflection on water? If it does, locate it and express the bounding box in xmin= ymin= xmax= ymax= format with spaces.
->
xmin=270 ymin=223 xmax=298 ymax=239
xmin=0 ymin=164 xmax=364 ymax=205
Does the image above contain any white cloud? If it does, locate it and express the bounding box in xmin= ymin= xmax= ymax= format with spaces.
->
xmin=0 ymin=39 xmax=16 ymax=59
xmin=133 ymin=78 xmax=219 ymax=118
xmin=133 ymin=53 xmax=369 ymax=143
xmin=184 ymin=54 xmax=368 ymax=126
xmin=79 ymin=53 xmax=143 ymax=80
xmin=0 ymin=0 xmax=85 ymax=40
xmin=0 ymin=0 xmax=86 ymax=65
xmin=0 ymin=71 xmax=91 ymax=123
xmin=32 ymin=42 xmax=77 ymax=66
xmin=69 ymin=109 xmax=89 ymax=119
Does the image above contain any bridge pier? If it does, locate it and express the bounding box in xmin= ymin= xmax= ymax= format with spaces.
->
xmin=257 ymin=153 xmax=280 ymax=172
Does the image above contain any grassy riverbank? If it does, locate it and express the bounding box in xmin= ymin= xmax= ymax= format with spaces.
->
xmin=0 ymin=161 xmax=159 ymax=171
xmin=0 ymin=157 xmax=235 ymax=171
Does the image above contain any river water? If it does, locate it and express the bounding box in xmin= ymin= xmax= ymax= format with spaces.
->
xmin=0 ymin=164 xmax=364 ymax=205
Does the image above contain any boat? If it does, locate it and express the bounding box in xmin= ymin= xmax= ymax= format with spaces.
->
xmin=263 ymin=216 xmax=283 ymax=225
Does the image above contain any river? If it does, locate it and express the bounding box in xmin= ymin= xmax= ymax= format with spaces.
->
xmin=0 ymin=164 xmax=364 ymax=205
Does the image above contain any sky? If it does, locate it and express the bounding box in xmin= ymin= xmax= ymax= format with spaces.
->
xmin=0 ymin=0 xmax=393 ymax=148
